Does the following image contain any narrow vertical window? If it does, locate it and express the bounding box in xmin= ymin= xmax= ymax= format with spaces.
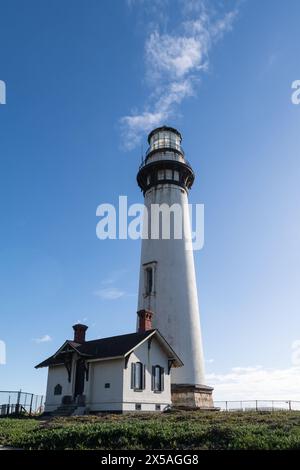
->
xmin=152 ymin=365 xmax=164 ymax=392
xmin=143 ymin=262 xmax=156 ymax=297
xmin=145 ymin=267 xmax=153 ymax=295
xmin=131 ymin=362 xmax=145 ymax=390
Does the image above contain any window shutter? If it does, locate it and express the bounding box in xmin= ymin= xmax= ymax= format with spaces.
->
xmin=151 ymin=366 xmax=155 ymax=391
xmin=161 ymin=367 xmax=164 ymax=392
xmin=142 ymin=364 xmax=146 ymax=390
xmin=131 ymin=363 xmax=135 ymax=389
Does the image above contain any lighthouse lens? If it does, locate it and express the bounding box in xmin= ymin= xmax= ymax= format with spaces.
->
xmin=150 ymin=130 xmax=181 ymax=152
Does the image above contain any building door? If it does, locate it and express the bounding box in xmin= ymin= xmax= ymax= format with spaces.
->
xmin=74 ymin=359 xmax=85 ymax=398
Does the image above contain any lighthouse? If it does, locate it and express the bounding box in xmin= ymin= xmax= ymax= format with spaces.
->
xmin=136 ymin=126 xmax=214 ymax=408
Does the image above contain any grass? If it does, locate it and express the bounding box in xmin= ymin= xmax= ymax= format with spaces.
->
xmin=1 ymin=410 xmax=300 ymax=450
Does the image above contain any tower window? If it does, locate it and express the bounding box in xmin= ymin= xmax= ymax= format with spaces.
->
xmin=147 ymin=175 xmax=151 ymax=185
xmin=131 ymin=362 xmax=145 ymax=391
xmin=152 ymin=366 xmax=164 ymax=392
xmin=143 ymin=261 xmax=157 ymax=297
xmin=145 ymin=267 xmax=153 ymax=295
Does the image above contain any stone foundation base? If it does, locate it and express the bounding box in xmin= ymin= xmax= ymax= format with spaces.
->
xmin=171 ymin=384 xmax=216 ymax=409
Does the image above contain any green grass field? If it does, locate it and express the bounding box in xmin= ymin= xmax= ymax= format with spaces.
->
xmin=1 ymin=410 xmax=300 ymax=450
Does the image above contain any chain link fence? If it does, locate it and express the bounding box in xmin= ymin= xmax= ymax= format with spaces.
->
xmin=214 ymin=400 xmax=300 ymax=411
xmin=0 ymin=390 xmax=44 ymax=416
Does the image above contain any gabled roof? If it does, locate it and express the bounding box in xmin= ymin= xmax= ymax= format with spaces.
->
xmin=35 ymin=329 xmax=182 ymax=369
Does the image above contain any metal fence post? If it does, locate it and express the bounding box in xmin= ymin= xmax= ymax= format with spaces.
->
xmin=39 ymin=395 xmax=44 ymax=413
xmin=29 ymin=393 xmax=34 ymax=416
xmin=16 ymin=390 xmax=21 ymax=415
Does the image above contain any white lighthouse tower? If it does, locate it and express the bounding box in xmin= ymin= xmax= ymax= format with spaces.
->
xmin=136 ymin=126 xmax=213 ymax=408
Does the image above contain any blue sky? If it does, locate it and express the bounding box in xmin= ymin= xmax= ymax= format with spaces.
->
xmin=0 ymin=0 xmax=300 ymax=400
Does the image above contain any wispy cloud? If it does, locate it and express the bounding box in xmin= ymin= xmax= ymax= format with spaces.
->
xmin=208 ymin=341 xmax=300 ymax=401
xmin=34 ymin=334 xmax=52 ymax=344
xmin=94 ymin=287 xmax=126 ymax=300
xmin=208 ymin=365 xmax=300 ymax=402
xmin=76 ymin=317 xmax=88 ymax=324
xmin=121 ymin=0 xmax=238 ymax=149
xmin=93 ymin=269 xmax=131 ymax=300
xmin=100 ymin=269 xmax=129 ymax=286
xmin=205 ymin=358 xmax=215 ymax=364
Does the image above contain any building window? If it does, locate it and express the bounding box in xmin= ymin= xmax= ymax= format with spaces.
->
xmin=155 ymin=404 xmax=161 ymax=411
xmin=145 ymin=267 xmax=153 ymax=295
xmin=173 ymin=170 xmax=179 ymax=181
xmin=54 ymin=384 xmax=62 ymax=396
xmin=135 ymin=403 xmax=142 ymax=411
xmin=104 ymin=383 xmax=110 ymax=389
xmin=147 ymin=175 xmax=151 ymax=185
xmin=143 ymin=262 xmax=156 ymax=297
xmin=152 ymin=366 xmax=164 ymax=392
xmin=131 ymin=362 xmax=145 ymax=391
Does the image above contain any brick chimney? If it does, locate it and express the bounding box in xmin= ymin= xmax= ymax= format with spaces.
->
xmin=72 ymin=324 xmax=88 ymax=343
xmin=137 ymin=309 xmax=153 ymax=333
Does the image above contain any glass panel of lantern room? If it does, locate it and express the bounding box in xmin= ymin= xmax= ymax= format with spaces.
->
xmin=166 ymin=169 xmax=172 ymax=179
xmin=173 ymin=170 xmax=179 ymax=181
xmin=150 ymin=133 xmax=159 ymax=150
xmin=157 ymin=170 xmax=165 ymax=180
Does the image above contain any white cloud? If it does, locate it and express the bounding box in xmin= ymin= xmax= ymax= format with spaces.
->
xmin=121 ymin=111 xmax=165 ymax=149
xmin=76 ymin=317 xmax=88 ymax=324
xmin=121 ymin=1 xmax=238 ymax=149
xmin=100 ymin=269 xmax=129 ymax=286
xmin=94 ymin=287 xmax=126 ymax=300
xmin=94 ymin=270 xmax=130 ymax=300
xmin=208 ymin=340 xmax=300 ymax=402
xmin=34 ymin=335 xmax=52 ymax=343
xmin=208 ymin=365 xmax=300 ymax=402
xmin=146 ymin=31 xmax=207 ymax=80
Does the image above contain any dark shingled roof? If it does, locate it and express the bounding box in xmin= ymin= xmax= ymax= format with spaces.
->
xmin=35 ymin=330 xmax=155 ymax=368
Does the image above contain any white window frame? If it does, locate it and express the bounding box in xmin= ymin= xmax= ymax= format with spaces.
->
xmin=131 ymin=362 xmax=145 ymax=391
xmin=152 ymin=365 xmax=164 ymax=392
